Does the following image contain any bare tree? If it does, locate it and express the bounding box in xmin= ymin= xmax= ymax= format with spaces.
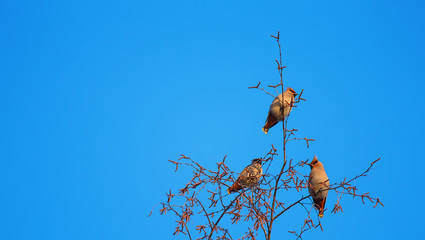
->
xmin=151 ymin=32 xmax=383 ymax=240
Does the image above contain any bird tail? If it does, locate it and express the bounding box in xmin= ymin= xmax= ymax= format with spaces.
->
xmin=314 ymin=198 xmax=327 ymax=218
xmin=262 ymin=112 xmax=279 ymax=134
xmin=227 ymin=182 xmax=242 ymax=194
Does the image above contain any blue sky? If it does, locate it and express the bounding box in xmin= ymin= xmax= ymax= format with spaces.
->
xmin=0 ymin=0 xmax=424 ymax=239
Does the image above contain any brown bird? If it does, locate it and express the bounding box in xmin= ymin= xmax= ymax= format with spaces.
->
xmin=307 ymin=156 xmax=330 ymax=218
xmin=227 ymin=159 xmax=263 ymax=194
xmin=262 ymin=87 xmax=297 ymax=134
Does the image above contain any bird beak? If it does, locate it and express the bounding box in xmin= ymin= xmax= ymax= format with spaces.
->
xmin=306 ymin=162 xmax=312 ymax=169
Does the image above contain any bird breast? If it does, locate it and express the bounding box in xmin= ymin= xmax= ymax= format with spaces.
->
xmin=239 ymin=163 xmax=262 ymax=188
xmin=270 ymin=94 xmax=293 ymax=120
xmin=308 ymin=168 xmax=329 ymax=200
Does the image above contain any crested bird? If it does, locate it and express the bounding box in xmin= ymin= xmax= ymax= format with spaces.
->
xmin=262 ymin=87 xmax=297 ymax=134
xmin=227 ymin=159 xmax=263 ymax=194
xmin=307 ymin=156 xmax=330 ymax=218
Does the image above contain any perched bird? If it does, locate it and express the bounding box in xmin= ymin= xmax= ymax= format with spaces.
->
xmin=262 ymin=87 xmax=297 ymax=134
xmin=227 ymin=159 xmax=263 ymax=194
xmin=307 ymin=156 xmax=330 ymax=218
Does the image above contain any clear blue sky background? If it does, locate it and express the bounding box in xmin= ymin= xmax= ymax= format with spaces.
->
xmin=1 ymin=0 xmax=424 ymax=239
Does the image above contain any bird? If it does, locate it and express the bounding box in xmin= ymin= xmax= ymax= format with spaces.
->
xmin=262 ymin=87 xmax=297 ymax=134
xmin=307 ymin=156 xmax=330 ymax=218
xmin=227 ymin=159 xmax=263 ymax=194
